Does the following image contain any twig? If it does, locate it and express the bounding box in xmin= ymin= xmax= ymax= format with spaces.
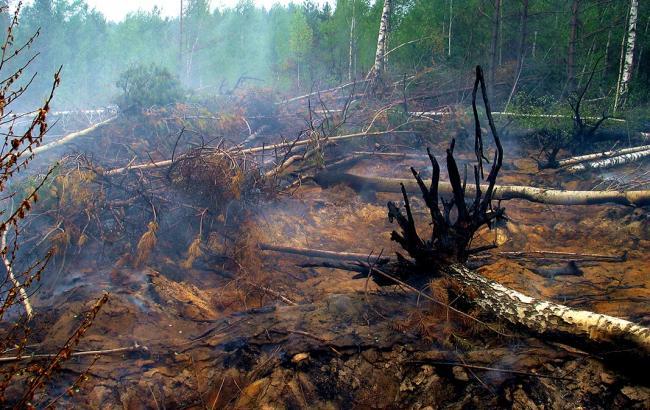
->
xmin=260 ymin=243 xmax=391 ymax=263
xmin=244 ymin=281 xmax=297 ymax=306
xmin=494 ymin=250 xmax=626 ymax=262
xmin=1 ymin=229 xmax=32 ymax=320
xmin=0 ymin=343 xmax=144 ymax=363
xmin=406 ymin=360 xmax=574 ymax=381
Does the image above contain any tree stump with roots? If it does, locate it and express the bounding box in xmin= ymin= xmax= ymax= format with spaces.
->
xmin=368 ymin=65 xmax=505 ymax=283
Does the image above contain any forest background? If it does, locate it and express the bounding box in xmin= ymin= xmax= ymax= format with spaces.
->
xmin=3 ymin=0 xmax=649 ymax=120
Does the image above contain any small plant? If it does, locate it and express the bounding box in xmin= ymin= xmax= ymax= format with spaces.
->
xmin=116 ymin=64 xmax=184 ymax=112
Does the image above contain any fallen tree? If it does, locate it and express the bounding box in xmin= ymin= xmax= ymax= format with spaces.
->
xmin=104 ymin=128 xmax=415 ymax=176
xmin=314 ymin=171 xmax=650 ymax=206
xmin=492 ymin=111 xmax=625 ymax=123
xmin=566 ymin=149 xmax=650 ymax=173
xmin=347 ymin=67 xmax=650 ymax=355
xmin=557 ymin=144 xmax=650 ymax=167
xmin=32 ymin=115 xmax=117 ymax=155
xmin=441 ymin=263 xmax=650 ymax=352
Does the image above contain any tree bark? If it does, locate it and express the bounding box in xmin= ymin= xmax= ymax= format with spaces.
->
xmin=491 ymin=111 xmax=625 ymax=123
xmin=314 ymin=171 xmax=650 ymax=206
xmin=448 ymin=0 xmax=453 ymax=56
xmin=369 ymin=0 xmax=392 ymax=81
xmin=558 ymin=144 xmax=650 ymax=167
xmin=1 ymin=229 xmax=32 ymax=320
xmin=503 ymin=0 xmax=528 ymax=113
xmin=260 ymin=243 xmax=389 ymax=263
xmin=615 ymin=0 xmax=639 ymax=111
xmin=513 ymin=0 xmax=528 ymax=89
xmin=443 ymin=263 xmax=650 ymax=353
xmin=566 ymin=149 xmax=650 ymax=173
xmin=348 ymin=0 xmax=356 ymax=81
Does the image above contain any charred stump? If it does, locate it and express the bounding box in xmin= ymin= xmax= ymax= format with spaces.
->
xmin=378 ymin=65 xmax=504 ymax=280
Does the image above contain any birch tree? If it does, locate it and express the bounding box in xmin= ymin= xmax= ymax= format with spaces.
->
xmin=368 ymin=0 xmax=392 ymax=84
xmin=614 ymin=0 xmax=639 ymax=112
xmin=348 ymin=0 xmax=356 ymax=81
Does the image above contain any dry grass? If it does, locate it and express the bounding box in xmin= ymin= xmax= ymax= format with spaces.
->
xmin=134 ymin=221 xmax=158 ymax=268
xmin=181 ymin=235 xmax=203 ymax=269
xmin=231 ymin=220 xmax=265 ymax=280
xmin=392 ymin=277 xmax=487 ymax=348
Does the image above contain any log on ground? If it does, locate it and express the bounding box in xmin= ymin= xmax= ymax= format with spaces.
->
xmin=566 ymin=149 xmax=650 ymax=173
xmin=314 ymin=171 xmax=650 ymax=206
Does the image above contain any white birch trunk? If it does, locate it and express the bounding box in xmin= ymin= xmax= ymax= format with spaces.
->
xmin=348 ymin=0 xmax=356 ymax=81
xmin=566 ymin=149 xmax=650 ymax=173
xmin=558 ymin=144 xmax=650 ymax=167
xmin=614 ymin=0 xmax=638 ymax=112
xmin=314 ymin=172 xmax=650 ymax=207
xmin=32 ymin=116 xmax=117 ymax=155
xmin=1 ymin=229 xmax=32 ymax=320
xmin=448 ymin=0 xmax=453 ymax=56
xmin=618 ymin=0 xmax=639 ymax=107
xmin=445 ymin=263 xmax=650 ymax=353
xmin=369 ymin=0 xmax=392 ymax=80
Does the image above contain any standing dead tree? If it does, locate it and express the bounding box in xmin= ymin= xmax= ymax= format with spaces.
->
xmin=533 ymin=58 xmax=609 ymax=168
xmin=568 ymin=58 xmax=609 ymax=148
xmin=360 ymin=66 xmax=650 ymax=355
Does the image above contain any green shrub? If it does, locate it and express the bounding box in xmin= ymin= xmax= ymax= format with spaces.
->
xmin=116 ymin=64 xmax=184 ymax=111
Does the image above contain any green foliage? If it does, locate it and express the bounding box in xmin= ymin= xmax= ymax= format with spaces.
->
xmin=116 ymin=64 xmax=184 ymax=111
xmin=507 ymin=93 xmax=574 ymax=132
xmin=6 ymin=0 xmax=650 ymax=115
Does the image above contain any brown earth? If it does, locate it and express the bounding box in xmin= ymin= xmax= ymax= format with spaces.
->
xmin=18 ymin=133 xmax=650 ymax=408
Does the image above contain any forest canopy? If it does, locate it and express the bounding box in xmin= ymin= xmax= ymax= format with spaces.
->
xmin=4 ymin=0 xmax=650 ymax=116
